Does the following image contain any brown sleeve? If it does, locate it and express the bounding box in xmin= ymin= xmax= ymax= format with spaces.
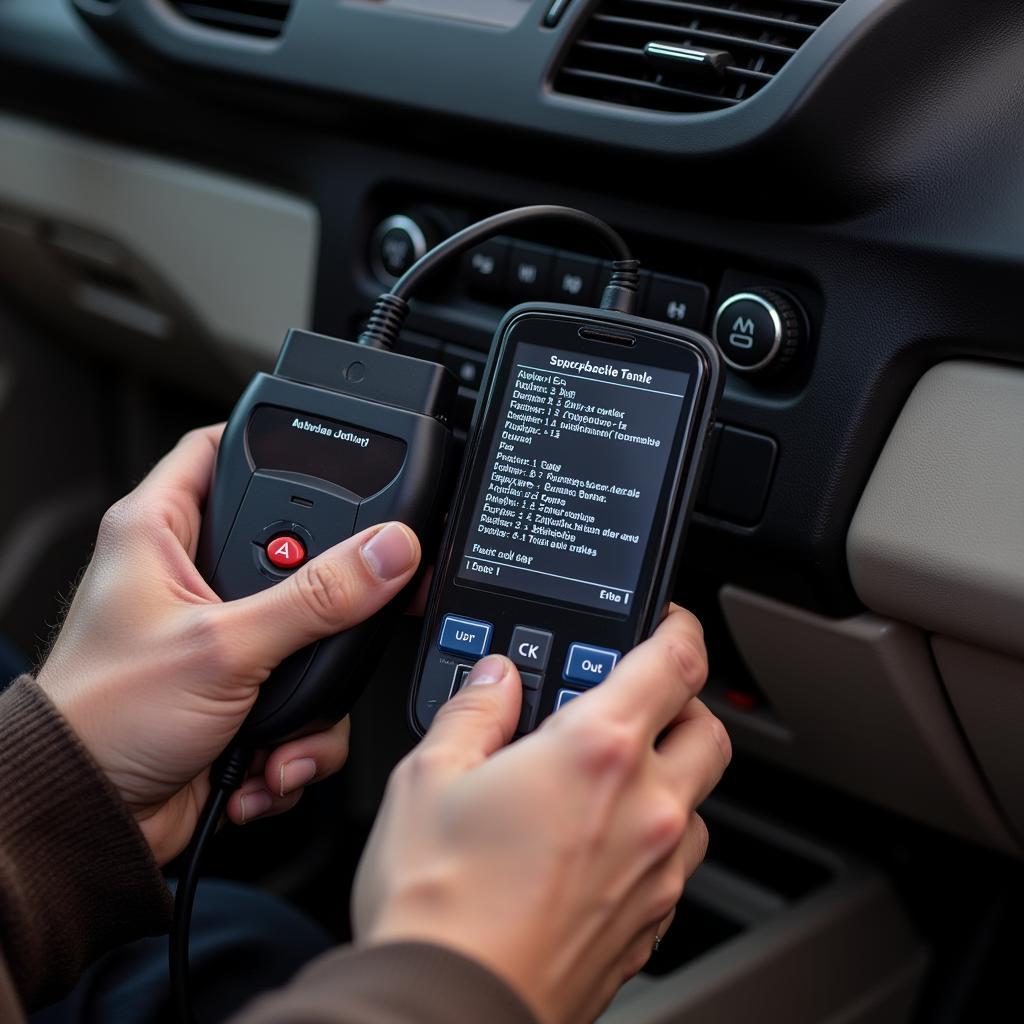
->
xmin=232 ymin=941 xmax=538 ymax=1024
xmin=0 ymin=676 xmax=173 ymax=1011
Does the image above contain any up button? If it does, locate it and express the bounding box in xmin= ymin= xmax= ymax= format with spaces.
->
xmin=438 ymin=615 xmax=493 ymax=659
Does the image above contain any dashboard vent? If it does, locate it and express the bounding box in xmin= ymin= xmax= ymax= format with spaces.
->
xmin=168 ymin=0 xmax=293 ymax=39
xmin=554 ymin=0 xmax=846 ymax=113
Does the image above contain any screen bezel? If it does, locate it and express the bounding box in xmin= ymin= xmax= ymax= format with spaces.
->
xmin=440 ymin=310 xmax=709 ymax=635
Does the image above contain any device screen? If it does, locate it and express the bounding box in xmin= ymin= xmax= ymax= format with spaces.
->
xmin=455 ymin=341 xmax=693 ymax=616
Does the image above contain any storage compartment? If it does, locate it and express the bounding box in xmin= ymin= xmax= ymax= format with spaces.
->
xmin=604 ymin=800 xmax=928 ymax=1024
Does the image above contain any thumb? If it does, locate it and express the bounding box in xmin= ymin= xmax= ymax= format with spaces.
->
xmin=215 ymin=521 xmax=420 ymax=671
xmin=421 ymin=655 xmax=522 ymax=771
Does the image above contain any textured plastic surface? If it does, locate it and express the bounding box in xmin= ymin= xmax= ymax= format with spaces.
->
xmin=0 ymin=111 xmax=318 ymax=361
xmin=848 ymin=362 xmax=1024 ymax=660
xmin=717 ymin=585 xmax=1019 ymax=854
xmin=932 ymin=636 xmax=1024 ymax=845
xmin=602 ymin=799 xmax=927 ymax=1024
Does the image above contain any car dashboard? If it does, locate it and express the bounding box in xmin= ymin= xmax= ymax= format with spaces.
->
xmin=1 ymin=2 xmax=1023 ymax=1020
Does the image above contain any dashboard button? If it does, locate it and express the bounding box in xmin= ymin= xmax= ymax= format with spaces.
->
xmin=564 ymin=643 xmax=620 ymax=685
xmin=464 ymin=237 xmax=509 ymax=297
xmin=702 ymin=426 xmax=778 ymax=525
xmin=552 ymin=252 xmax=600 ymax=305
xmin=442 ymin=342 xmax=486 ymax=389
xmin=508 ymin=626 xmax=554 ymax=672
xmin=643 ymin=274 xmax=709 ymax=329
xmin=507 ymin=242 xmax=554 ymax=300
xmin=543 ymin=0 xmax=573 ymax=27
xmin=438 ymin=615 xmax=493 ymax=658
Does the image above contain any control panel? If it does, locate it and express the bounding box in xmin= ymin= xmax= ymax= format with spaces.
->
xmin=364 ymin=205 xmax=819 ymax=529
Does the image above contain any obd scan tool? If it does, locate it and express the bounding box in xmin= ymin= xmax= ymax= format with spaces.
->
xmin=171 ymin=206 xmax=721 ymax=1024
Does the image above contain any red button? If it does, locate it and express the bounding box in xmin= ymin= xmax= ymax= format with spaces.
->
xmin=266 ymin=534 xmax=306 ymax=569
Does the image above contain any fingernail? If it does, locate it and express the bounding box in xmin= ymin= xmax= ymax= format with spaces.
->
xmin=361 ymin=523 xmax=417 ymax=581
xmin=466 ymin=655 xmax=508 ymax=686
xmin=279 ymin=757 xmax=317 ymax=797
xmin=239 ymin=790 xmax=272 ymax=824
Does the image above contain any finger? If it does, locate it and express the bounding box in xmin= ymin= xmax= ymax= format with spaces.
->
xmin=263 ymin=717 xmax=351 ymax=797
xmin=226 ymin=777 xmax=303 ymax=825
xmin=215 ymin=522 xmax=420 ymax=671
xmin=134 ymin=425 xmax=225 ymax=554
xmin=582 ymin=605 xmax=708 ymax=738
xmin=657 ymin=702 xmax=732 ymax=808
xmin=418 ymin=655 xmax=522 ymax=773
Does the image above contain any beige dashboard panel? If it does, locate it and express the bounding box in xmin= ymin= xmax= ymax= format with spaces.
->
xmin=0 ymin=113 xmax=318 ymax=360
xmin=847 ymin=360 xmax=1024 ymax=659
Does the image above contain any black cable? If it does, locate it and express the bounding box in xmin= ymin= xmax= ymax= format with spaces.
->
xmin=170 ymin=744 xmax=250 ymax=1024
xmin=359 ymin=205 xmax=639 ymax=351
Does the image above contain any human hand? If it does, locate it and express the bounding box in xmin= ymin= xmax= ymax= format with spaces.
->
xmin=36 ymin=426 xmax=421 ymax=866
xmin=353 ymin=605 xmax=730 ymax=1024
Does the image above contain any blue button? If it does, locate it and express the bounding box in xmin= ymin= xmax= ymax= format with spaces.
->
xmin=438 ymin=615 xmax=493 ymax=658
xmin=555 ymin=688 xmax=582 ymax=710
xmin=564 ymin=643 xmax=620 ymax=685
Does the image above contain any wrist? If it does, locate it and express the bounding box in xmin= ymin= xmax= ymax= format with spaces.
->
xmin=362 ymin=916 xmax=551 ymax=1024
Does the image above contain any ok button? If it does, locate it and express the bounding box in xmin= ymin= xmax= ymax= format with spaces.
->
xmin=438 ymin=615 xmax=493 ymax=658
xmin=508 ymin=626 xmax=553 ymax=672
xmin=564 ymin=643 xmax=620 ymax=686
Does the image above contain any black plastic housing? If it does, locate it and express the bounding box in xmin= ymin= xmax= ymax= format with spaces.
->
xmin=197 ymin=330 xmax=457 ymax=747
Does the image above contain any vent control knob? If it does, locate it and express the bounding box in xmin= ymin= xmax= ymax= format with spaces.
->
xmin=712 ymin=288 xmax=805 ymax=374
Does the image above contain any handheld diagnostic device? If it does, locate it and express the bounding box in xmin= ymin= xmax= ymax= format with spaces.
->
xmin=195 ymin=328 xmax=456 ymax=747
xmin=411 ymin=303 xmax=721 ymax=736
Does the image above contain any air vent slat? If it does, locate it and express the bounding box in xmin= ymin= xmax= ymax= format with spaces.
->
xmin=560 ymin=68 xmax=741 ymax=111
xmin=619 ymin=1 xmax=818 ymax=35
xmin=591 ymin=15 xmax=799 ymax=57
xmin=168 ymin=0 xmax=292 ymax=39
xmin=556 ymin=0 xmax=846 ymax=114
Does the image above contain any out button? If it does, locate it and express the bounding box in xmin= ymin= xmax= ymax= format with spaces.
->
xmin=564 ymin=643 xmax=620 ymax=685
xmin=266 ymin=534 xmax=306 ymax=570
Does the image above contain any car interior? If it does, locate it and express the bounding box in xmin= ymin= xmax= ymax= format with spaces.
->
xmin=2 ymin=1 xmax=1024 ymax=1021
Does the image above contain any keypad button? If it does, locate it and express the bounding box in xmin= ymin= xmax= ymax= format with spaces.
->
xmin=555 ymin=688 xmax=583 ymax=710
xmin=449 ymin=664 xmax=473 ymax=697
xmin=564 ymin=643 xmax=620 ymax=685
xmin=265 ymin=534 xmax=306 ymax=569
xmin=508 ymin=627 xmax=553 ymax=672
xmin=438 ymin=615 xmax=493 ymax=658
xmin=517 ymin=687 xmax=542 ymax=734
xmin=519 ymin=671 xmax=543 ymax=692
